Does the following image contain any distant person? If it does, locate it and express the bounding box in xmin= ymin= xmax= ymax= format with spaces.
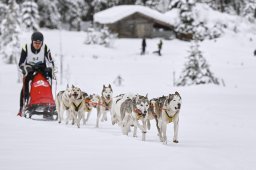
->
xmin=254 ymin=49 xmax=256 ymax=56
xmin=141 ymin=38 xmax=146 ymax=55
xmin=153 ymin=39 xmax=163 ymax=56
xmin=113 ymin=75 xmax=124 ymax=86
xmin=158 ymin=39 xmax=163 ymax=56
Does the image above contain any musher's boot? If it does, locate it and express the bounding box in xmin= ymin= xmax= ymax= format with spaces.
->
xmin=17 ymin=108 xmax=22 ymax=117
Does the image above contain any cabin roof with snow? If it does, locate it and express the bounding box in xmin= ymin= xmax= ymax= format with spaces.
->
xmin=94 ymin=5 xmax=174 ymax=27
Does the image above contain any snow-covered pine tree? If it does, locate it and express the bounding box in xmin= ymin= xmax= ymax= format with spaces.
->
xmin=119 ymin=0 xmax=137 ymax=5
xmin=0 ymin=0 xmax=21 ymax=64
xmin=135 ymin=0 xmax=144 ymax=5
xmin=168 ymin=0 xmax=183 ymax=9
xmin=91 ymin=0 xmax=108 ymax=13
xmin=85 ymin=27 xmax=117 ymax=47
xmin=107 ymin=0 xmax=119 ymax=7
xmin=37 ymin=0 xmax=61 ymax=29
xmin=0 ymin=2 xmax=7 ymax=29
xmin=21 ymin=0 xmax=39 ymax=31
xmin=242 ymin=0 xmax=256 ymax=22
xmin=156 ymin=0 xmax=171 ymax=12
xmin=176 ymin=41 xmax=219 ymax=86
xmin=193 ymin=22 xmax=208 ymax=41
xmin=175 ymin=0 xmax=196 ymax=41
xmin=58 ymin=0 xmax=86 ymax=31
xmin=145 ymin=0 xmax=159 ymax=9
xmin=136 ymin=0 xmax=170 ymax=12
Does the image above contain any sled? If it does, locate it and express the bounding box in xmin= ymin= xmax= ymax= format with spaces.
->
xmin=23 ymin=69 xmax=57 ymax=120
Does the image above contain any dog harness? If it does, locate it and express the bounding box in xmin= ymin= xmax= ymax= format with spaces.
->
xmin=134 ymin=108 xmax=144 ymax=120
xmin=102 ymin=99 xmax=112 ymax=111
xmin=164 ymin=109 xmax=177 ymax=123
xmin=72 ymin=102 xmax=83 ymax=112
xmin=165 ymin=110 xmax=173 ymax=123
xmin=63 ymin=103 xmax=70 ymax=110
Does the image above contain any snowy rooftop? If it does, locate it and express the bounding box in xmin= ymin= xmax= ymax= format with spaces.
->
xmin=94 ymin=5 xmax=174 ymax=26
xmin=164 ymin=3 xmax=256 ymax=33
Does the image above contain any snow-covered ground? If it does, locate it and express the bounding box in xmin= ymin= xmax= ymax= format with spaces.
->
xmin=1 ymin=30 xmax=256 ymax=170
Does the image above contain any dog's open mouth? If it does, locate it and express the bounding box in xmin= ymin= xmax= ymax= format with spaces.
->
xmin=73 ymin=93 xmax=78 ymax=98
xmin=175 ymin=105 xmax=181 ymax=110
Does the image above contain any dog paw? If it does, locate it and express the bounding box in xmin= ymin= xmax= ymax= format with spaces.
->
xmin=173 ymin=140 xmax=179 ymax=143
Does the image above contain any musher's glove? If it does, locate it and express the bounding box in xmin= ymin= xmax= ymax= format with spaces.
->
xmin=20 ymin=66 xmax=26 ymax=75
xmin=20 ymin=65 xmax=33 ymax=76
xmin=45 ymin=67 xmax=52 ymax=73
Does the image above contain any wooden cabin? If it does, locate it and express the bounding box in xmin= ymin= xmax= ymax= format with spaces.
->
xmin=94 ymin=5 xmax=175 ymax=39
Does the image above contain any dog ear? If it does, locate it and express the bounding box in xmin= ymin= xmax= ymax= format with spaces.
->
xmin=175 ymin=91 xmax=181 ymax=99
xmin=175 ymin=91 xmax=180 ymax=96
xmin=66 ymin=84 xmax=69 ymax=88
xmin=72 ymin=84 xmax=75 ymax=88
xmin=168 ymin=94 xmax=174 ymax=103
xmin=83 ymin=92 xmax=88 ymax=98
xmin=135 ymin=94 xmax=139 ymax=102
xmin=108 ymin=84 xmax=111 ymax=88
xmin=103 ymin=85 xmax=106 ymax=89
xmin=145 ymin=93 xmax=148 ymax=99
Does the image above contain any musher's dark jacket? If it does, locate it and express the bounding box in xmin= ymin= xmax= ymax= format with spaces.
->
xmin=18 ymin=43 xmax=54 ymax=69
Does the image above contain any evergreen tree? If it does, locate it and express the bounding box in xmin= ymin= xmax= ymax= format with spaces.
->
xmin=156 ymin=0 xmax=171 ymax=12
xmin=177 ymin=41 xmax=219 ymax=86
xmin=168 ymin=0 xmax=183 ymax=9
xmin=58 ymin=0 xmax=86 ymax=31
xmin=91 ymin=0 xmax=108 ymax=13
xmin=21 ymin=0 xmax=39 ymax=31
xmin=37 ymin=0 xmax=61 ymax=29
xmin=119 ymin=0 xmax=136 ymax=5
xmin=242 ymin=0 xmax=256 ymax=22
xmin=0 ymin=2 xmax=7 ymax=28
xmin=175 ymin=0 xmax=196 ymax=40
xmin=0 ymin=0 xmax=21 ymax=64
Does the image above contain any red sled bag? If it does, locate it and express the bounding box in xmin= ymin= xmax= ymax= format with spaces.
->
xmin=24 ymin=72 xmax=57 ymax=120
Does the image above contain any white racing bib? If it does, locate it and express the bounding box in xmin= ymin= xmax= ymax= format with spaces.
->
xmin=26 ymin=44 xmax=45 ymax=65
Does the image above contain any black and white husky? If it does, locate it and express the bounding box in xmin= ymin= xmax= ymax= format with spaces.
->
xmin=111 ymin=93 xmax=150 ymax=141
xmin=158 ymin=92 xmax=182 ymax=144
xmin=55 ymin=85 xmax=72 ymax=124
xmin=68 ymin=85 xmax=85 ymax=128
xmin=96 ymin=84 xmax=113 ymax=128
